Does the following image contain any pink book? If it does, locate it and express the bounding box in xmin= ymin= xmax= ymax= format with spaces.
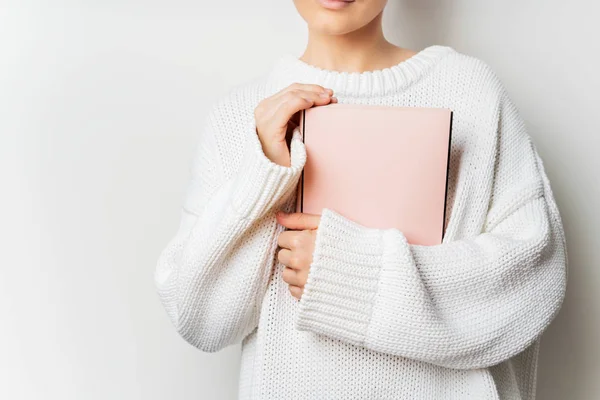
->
xmin=294 ymin=103 xmax=453 ymax=246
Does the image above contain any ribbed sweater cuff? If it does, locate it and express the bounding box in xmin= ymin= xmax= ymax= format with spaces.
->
xmin=231 ymin=122 xmax=306 ymax=220
xmin=295 ymin=207 xmax=388 ymax=345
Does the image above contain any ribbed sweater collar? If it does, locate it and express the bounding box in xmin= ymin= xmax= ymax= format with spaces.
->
xmin=268 ymin=44 xmax=455 ymax=98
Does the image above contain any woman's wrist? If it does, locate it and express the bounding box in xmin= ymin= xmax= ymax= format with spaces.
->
xmin=258 ymin=138 xmax=291 ymax=168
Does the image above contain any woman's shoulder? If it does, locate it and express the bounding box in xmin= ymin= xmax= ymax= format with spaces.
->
xmin=431 ymin=46 xmax=517 ymax=129
xmin=196 ymin=74 xmax=274 ymax=162
xmin=439 ymin=46 xmax=509 ymax=100
xmin=206 ymin=72 xmax=277 ymax=123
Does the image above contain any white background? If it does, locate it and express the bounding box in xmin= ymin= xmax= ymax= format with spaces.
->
xmin=1 ymin=1 xmax=598 ymax=399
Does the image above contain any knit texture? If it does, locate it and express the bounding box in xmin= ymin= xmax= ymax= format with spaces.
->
xmin=154 ymin=44 xmax=568 ymax=399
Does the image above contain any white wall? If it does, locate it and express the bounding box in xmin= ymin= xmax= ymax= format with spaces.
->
xmin=1 ymin=1 xmax=597 ymax=399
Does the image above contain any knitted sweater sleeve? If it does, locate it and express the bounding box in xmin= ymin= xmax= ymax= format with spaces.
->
xmin=154 ymin=101 xmax=306 ymax=352
xmin=294 ymin=90 xmax=568 ymax=370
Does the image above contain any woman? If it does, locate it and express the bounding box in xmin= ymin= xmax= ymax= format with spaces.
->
xmin=154 ymin=1 xmax=568 ymax=399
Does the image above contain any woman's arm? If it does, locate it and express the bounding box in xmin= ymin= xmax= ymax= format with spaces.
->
xmin=294 ymin=89 xmax=568 ymax=370
xmin=154 ymin=101 xmax=306 ymax=352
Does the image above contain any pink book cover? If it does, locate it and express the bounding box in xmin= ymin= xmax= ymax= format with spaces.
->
xmin=294 ymin=103 xmax=453 ymax=246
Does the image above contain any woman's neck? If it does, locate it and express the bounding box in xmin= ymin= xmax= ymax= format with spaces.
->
xmin=299 ymin=13 xmax=416 ymax=73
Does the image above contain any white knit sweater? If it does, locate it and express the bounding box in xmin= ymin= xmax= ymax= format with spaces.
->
xmin=154 ymin=45 xmax=568 ymax=400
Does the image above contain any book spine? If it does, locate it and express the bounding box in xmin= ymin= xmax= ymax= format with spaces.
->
xmin=442 ymin=110 xmax=453 ymax=243
xmin=300 ymin=109 xmax=305 ymax=213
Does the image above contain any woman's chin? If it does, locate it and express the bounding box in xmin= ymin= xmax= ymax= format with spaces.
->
xmin=294 ymin=0 xmax=387 ymax=36
xmin=308 ymin=16 xmax=360 ymax=35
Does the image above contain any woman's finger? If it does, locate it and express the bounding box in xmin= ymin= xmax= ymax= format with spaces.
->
xmin=274 ymin=90 xmax=333 ymax=126
xmin=277 ymin=247 xmax=293 ymax=266
xmin=288 ymin=285 xmax=304 ymax=299
xmin=281 ymin=266 xmax=303 ymax=287
xmin=272 ymin=83 xmax=333 ymax=100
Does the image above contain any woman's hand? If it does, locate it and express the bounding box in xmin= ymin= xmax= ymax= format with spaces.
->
xmin=275 ymin=211 xmax=322 ymax=300
xmin=254 ymin=83 xmax=336 ymax=167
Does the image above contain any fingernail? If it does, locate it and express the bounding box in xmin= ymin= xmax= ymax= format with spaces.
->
xmin=319 ymin=92 xmax=330 ymax=97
